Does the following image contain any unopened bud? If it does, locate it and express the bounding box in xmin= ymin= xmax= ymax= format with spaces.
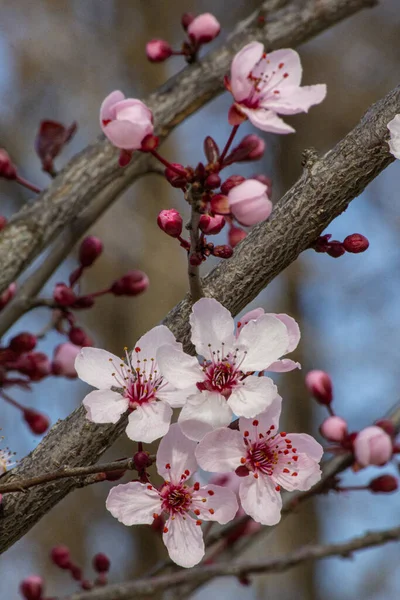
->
xmin=133 ymin=451 xmax=152 ymax=472
xmin=24 ymin=409 xmax=50 ymax=435
xmin=213 ymin=244 xmax=233 ymax=259
xmin=228 ymin=134 xmax=265 ymax=163
xmin=20 ymin=575 xmax=43 ymax=600
xmin=51 ymin=545 xmax=71 ymax=569
xmin=343 ymin=233 xmax=369 ymax=254
xmin=181 ymin=12 xmax=195 ymax=30
xmin=210 ymin=194 xmax=230 ymax=215
xmin=0 ymin=149 xmax=17 ymax=179
xmin=164 ymin=163 xmax=187 ymax=188
xmin=221 ymin=175 xmax=245 ymax=195
xmin=305 ymin=370 xmax=333 ymax=405
xmin=53 ymin=283 xmax=76 ymax=307
xmin=326 ymin=241 xmax=345 ymax=258
xmin=79 ymin=236 xmax=103 ymax=267
xmin=228 ymin=225 xmax=247 ymax=248
xmin=253 ymin=174 xmax=272 ymax=194
xmin=146 ymin=39 xmax=173 ymax=62
xmin=111 ymin=270 xmax=149 ymax=296
xmin=93 ymin=553 xmax=110 ymax=573
xmin=157 ymin=209 xmax=183 ymax=238
xmin=9 ymin=332 xmax=37 ymax=353
xmin=69 ymin=327 xmax=91 ymax=347
xmin=189 ymin=252 xmax=203 ymax=266
xmin=199 ymin=214 xmax=225 ymax=235
xmin=187 ymin=13 xmax=221 ymax=44
xmin=204 ymin=174 xmax=221 ymax=189
xmin=71 ymin=566 xmax=83 ymax=581
xmin=319 ymin=416 xmax=347 ymax=442
xmin=18 ymin=352 xmax=51 ymax=381
xmin=52 ymin=343 xmax=80 ymax=378
xmin=369 ymin=475 xmax=398 ymax=493
xmin=72 ymin=296 xmax=95 ymax=309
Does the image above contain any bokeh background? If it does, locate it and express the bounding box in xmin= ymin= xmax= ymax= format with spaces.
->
xmin=1 ymin=1 xmax=400 ymax=598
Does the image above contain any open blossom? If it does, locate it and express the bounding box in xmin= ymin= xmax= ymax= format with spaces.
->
xmin=75 ymin=326 xmax=190 ymax=443
xmin=387 ymin=114 xmax=400 ymax=159
xmin=353 ymin=426 xmax=393 ymax=467
xmin=100 ymin=91 xmax=154 ymax=150
xmin=157 ymin=298 xmax=299 ymax=441
xmin=228 ymin=179 xmax=272 ymax=226
xmin=228 ymin=42 xmax=326 ymax=134
xmin=106 ymin=424 xmax=238 ymax=567
xmin=196 ymin=396 xmax=323 ymax=525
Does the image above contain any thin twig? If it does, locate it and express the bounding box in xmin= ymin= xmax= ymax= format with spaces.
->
xmin=187 ymin=187 xmax=203 ymax=302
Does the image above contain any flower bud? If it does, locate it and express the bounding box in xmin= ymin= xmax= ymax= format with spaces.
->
xmin=20 ymin=575 xmax=43 ymax=600
xmin=199 ymin=214 xmax=225 ymax=235
xmin=79 ymin=236 xmax=103 ymax=267
xmin=72 ymin=296 xmax=95 ymax=309
xmin=253 ymin=174 xmax=272 ymax=194
xmin=221 ymin=175 xmax=245 ymax=195
xmin=0 ymin=215 xmax=7 ymax=231
xmin=187 ymin=13 xmax=221 ymax=44
xmin=53 ymin=283 xmax=76 ymax=307
xmin=343 ymin=233 xmax=369 ymax=253
xmin=146 ymin=39 xmax=173 ymax=62
xmin=111 ymin=270 xmax=149 ymax=296
xmin=326 ymin=241 xmax=345 ymax=258
xmin=164 ymin=163 xmax=187 ymax=188
xmin=210 ymin=194 xmax=230 ymax=215
xmin=369 ymin=475 xmax=398 ymax=493
xmin=52 ymin=343 xmax=80 ymax=378
xmin=24 ymin=409 xmax=50 ymax=435
xmin=375 ymin=419 xmax=395 ymax=437
xmin=204 ymin=173 xmax=221 ymax=189
xmin=189 ymin=252 xmax=203 ymax=266
xmin=157 ymin=209 xmax=183 ymax=238
xmin=133 ymin=450 xmax=152 ymax=472
xmin=305 ymin=370 xmax=333 ymax=405
xmin=100 ymin=91 xmax=154 ymax=151
xmin=354 ymin=426 xmax=393 ymax=467
xmin=227 ymin=134 xmax=265 ymax=163
xmin=319 ymin=416 xmax=347 ymax=442
xmin=228 ymin=225 xmax=247 ymax=248
xmin=0 ymin=282 xmax=16 ymax=310
xmin=51 ymin=545 xmax=71 ymax=569
xmin=0 ymin=149 xmax=17 ymax=179
xmin=69 ymin=326 xmax=92 ymax=347
xmin=213 ymin=245 xmax=233 ymax=259
xmin=18 ymin=352 xmax=52 ymax=381
xmin=228 ymin=179 xmax=272 ymax=226
xmin=93 ymin=553 xmax=110 ymax=573
xmin=9 ymin=332 xmax=37 ymax=354
xmin=181 ymin=12 xmax=195 ymax=30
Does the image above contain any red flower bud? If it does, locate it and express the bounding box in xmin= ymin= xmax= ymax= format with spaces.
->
xmin=72 ymin=296 xmax=95 ymax=309
xmin=187 ymin=13 xmax=221 ymax=45
xmin=204 ymin=174 xmax=221 ymax=189
xmin=319 ymin=416 xmax=347 ymax=442
xmin=53 ymin=283 xmax=76 ymax=307
xmin=20 ymin=575 xmax=43 ymax=600
xmin=0 ymin=215 xmax=7 ymax=231
xmin=221 ymin=175 xmax=246 ymax=195
xmin=369 ymin=475 xmax=398 ymax=493
xmin=343 ymin=233 xmax=369 ymax=254
xmin=226 ymin=134 xmax=265 ymax=164
xmin=79 ymin=236 xmax=103 ymax=267
xmin=111 ymin=270 xmax=149 ymax=296
xmin=305 ymin=370 xmax=333 ymax=405
xmin=134 ymin=451 xmax=152 ymax=471
xmin=18 ymin=352 xmax=52 ymax=381
xmin=326 ymin=241 xmax=345 ymax=258
xmin=210 ymin=194 xmax=230 ymax=215
xmin=189 ymin=252 xmax=203 ymax=266
xmin=181 ymin=12 xmax=195 ymax=30
xmin=93 ymin=553 xmax=110 ymax=573
xmin=146 ymin=39 xmax=173 ymax=62
xmin=51 ymin=545 xmax=71 ymax=569
xmin=71 ymin=566 xmax=83 ymax=581
xmin=164 ymin=163 xmax=187 ymax=189
xmin=213 ymin=244 xmax=233 ymax=259
xmin=228 ymin=225 xmax=247 ymax=248
xmin=24 ymin=409 xmax=50 ymax=434
xmin=9 ymin=332 xmax=37 ymax=353
xmin=0 ymin=149 xmax=17 ymax=179
xmin=35 ymin=120 xmax=77 ymax=174
xmin=199 ymin=214 xmax=225 ymax=235
xmin=157 ymin=209 xmax=183 ymax=238
xmin=69 ymin=327 xmax=92 ymax=347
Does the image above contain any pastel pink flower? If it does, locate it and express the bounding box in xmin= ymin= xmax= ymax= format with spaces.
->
xmin=196 ymin=397 xmax=323 ymax=525
xmin=387 ymin=114 xmax=400 ymax=159
xmin=157 ymin=298 xmax=294 ymax=441
xmin=228 ymin=179 xmax=272 ymax=226
xmin=146 ymin=39 xmax=172 ymax=62
xmin=319 ymin=416 xmax=348 ymax=443
xmin=228 ymin=42 xmax=326 ymax=134
xmin=187 ymin=13 xmax=220 ymax=44
xmin=75 ymin=326 xmax=190 ymax=443
xmin=100 ymin=91 xmax=154 ymax=150
xmin=353 ymin=426 xmax=393 ymax=467
xmin=106 ymin=424 xmax=238 ymax=568
xmin=52 ymin=343 xmax=80 ymax=378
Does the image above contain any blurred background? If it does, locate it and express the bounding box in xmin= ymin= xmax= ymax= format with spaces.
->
xmin=1 ymin=0 xmax=400 ymax=598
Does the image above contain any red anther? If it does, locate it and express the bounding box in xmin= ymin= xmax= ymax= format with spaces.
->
xmin=79 ymin=236 xmax=103 ymax=268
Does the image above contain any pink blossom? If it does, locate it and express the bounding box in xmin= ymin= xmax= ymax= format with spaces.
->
xmin=228 ymin=179 xmax=272 ymax=226
xmin=106 ymin=424 xmax=237 ymax=567
xmin=187 ymin=13 xmax=220 ymax=45
xmin=196 ymin=397 xmax=323 ymax=525
xmin=157 ymin=209 xmax=183 ymax=237
xmin=52 ymin=343 xmax=80 ymax=378
xmin=146 ymin=39 xmax=172 ymax=62
xmin=157 ymin=298 xmax=295 ymax=441
xmin=199 ymin=214 xmax=225 ymax=235
xmin=75 ymin=326 xmax=191 ymax=443
xmin=228 ymin=42 xmax=326 ymax=134
xmin=319 ymin=416 xmax=347 ymax=442
xmin=100 ymin=91 xmax=154 ymax=150
xmin=305 ymin=370 xmax=333 ymax=405
xmin=353 ymin=426 xmax=393 ymax=467
xmin=387 ymin=114 xmax=400 ymax=159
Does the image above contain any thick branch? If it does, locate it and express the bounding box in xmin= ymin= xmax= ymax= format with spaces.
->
xmin=0 ymin=0 xmax=377 ymax=295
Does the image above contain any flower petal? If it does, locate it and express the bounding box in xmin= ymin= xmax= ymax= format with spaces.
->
xmin=163 ymin=515 xmax=204 ymax=568
xmin=178 ymin=391 xmax=233 ymax=442
xmin=125 ymin=401 xmax=172 ymax=443
xmin=228 ymin=375 xmax=278 ymax=418
xmin=267 ymin=359 xmax=300 ymax=372
xmin=240 ymin=106 xmax=295 ymax=134
xmin=238 ymin=314 xmax=289 ymax=371
xmin=195 ymin=427 xmax=244 ymax=472
xmin=157 ymin=383 xmax=198 ymax=408
xmin=230 ymin=41 xmax=264 ymax=102
xmin=239 ymin=473 xmax=282 ymax=525
xmin=156 ymin=345 xmax=202 ymax=389
xmin=104 ymin=119 xmax=146 ymax=150
xmin=239 ymin=394 xmax=282 ymax=434
xmin=106 ymin=482 xmax=161 ymax=525
xmin=83 ymin=389 xmax=128 ymax=424
xmin=259 ymin=49 xmax=302 ymax=89
xmin=192 ymin=484 xmax=238 ymax=524
xmin=266 ymin=313 xmax=300 ymax=353
xmin=190 ymin=298 xmax=235 ymax=357
xmin=285 ymin=433 xmax=324 ymax=462
xmin=75 ymin=347 xmax=121 ymax=389
xmin=156 ymin=423 xmax=198 ymax=483
xmin=134 ymin=325 xmax=178 ymax=363
xmin=274 ymin=454 xmax=322 ymax=492
xmin=264 ymin=84 xmax=327 ymax=115
xmin=100 ymin=90 xmax=125 ymax=124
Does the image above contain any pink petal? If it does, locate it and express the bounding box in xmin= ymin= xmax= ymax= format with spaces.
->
xmin=257 ymin=49 xmax=302 ymax=89
xmin=178 ymin=391 xmax=233 ymax=442
xmin=190 ymin=298 xmax=235 ymax=357
xmin=354 ymin=426 xmax=393 ymax=467
xmin=239 ymin=394 xmax=282 ymax=434
xmin=134 ymin=324 xmax=178 ymax=363
xmin=114 ymin=99 xmax=153 ymax=123
xmin=156 ymin=344 xmax=202 ymax=389
xmin=157 ymin=383 xmax=198 ymax=408
xmin=238 ymin=314 xmax=289 ymax=371
xmin=239 ymin=474 xmax=282 ymax=525
xmin=228 ymin=179 xmax=272 ymax=227
xmin=163 ymin=515 xmax=204 ymax=568
xmin=100 ymin=90 xmax=125 ymax=125
xmin=267 ymin=359 xmax=300 ymax=372
xmin=156 ymin=423 xmax=198 ymax=483
xmin=274 ymin=453 xmax=322 ymax=492
xmin=103 ymin=119 xmax=148 ymax=150
xmin=240 ymin=106 xmax=295 ymax=134
xmin=125 ymin=401 xmax=172 ymax=443
xmin=195 ymin=427 xmax=244 ymax=472
xmin=228 ymin=375 xmax=278 ymax=418
xmin=230 ymin=42 xmax=264 ymax=102
xmin=106 ymin=482 xmax=161 ymax=525
xmin=83 ymin=389 xmax=128 ymax=424
xmin=266 ymin=313 xmax=300 ymax=353
xmin=75 ymin=347 xmax=122 ymax=389
xmin=285 ymin=433 xmax=324 ymax=462
xmin=264 ymin=84 xmax=327 ymax=116
xmin=238 ymin=308 xmax=265 ymax=328
xmin=192 ymin=484 xmax=238 ymax=524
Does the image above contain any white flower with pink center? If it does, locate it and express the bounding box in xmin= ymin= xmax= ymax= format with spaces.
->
xmin=106 ymin=424 xmax=238 ymax=568
xmin=75 ymin=325 xmax=190 ymax=443
xmin=228 ymin=42 xmax=326 ymax=134
xmin=157 ymin=298 xmax=299 ymax=441
xmin=196 ymin=396 xmax=323 ymax=525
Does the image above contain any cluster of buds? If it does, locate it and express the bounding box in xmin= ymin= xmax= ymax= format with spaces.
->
xmin=146 ymin=12 xmax=220 ymax=64
xmin=312 ymin=233 xmax=369 ymax=258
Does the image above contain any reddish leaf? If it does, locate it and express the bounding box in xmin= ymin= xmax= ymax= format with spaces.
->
xmin=35 ymin=120 xmax=77 ymax=174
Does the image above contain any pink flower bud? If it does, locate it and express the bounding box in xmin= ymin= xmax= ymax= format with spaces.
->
xmin=326 ymin=241 xmax=345 ymax=258
xmin=253 ymin=174 xmax=272 ymax=194
xmin=0 ymin=215 xmax=7 ymax=231
xmin=228 ymin=179 xmax=272 ymax=226
xmin=9 ymin=332 xmax=37 ymax=353
xmin=146 ymin=39 xmax=173 ymax=62
xmin=157 ymin=209 xmax=183 ymax=237
xmin=100 ymin=91 xmax=154 ymax=151
xmin=181 ymin=12 xmax=195 ymax=30
xmin=213 ymin=244 xmax=233 ymax=259
xmin=343 ymin=233 xmax=369 ymax=253
xmin=199 ymin=214 xmax=225 ymax=235
xmin=369 ymin=474 xmax=398 ymax=493
xmin=228 ymin=225 xmax=247 ymax=248
xmin=187 ymin=13 xmax=221 ymax=44
xmin=24 ymin=409 xmax=50 ymax=435
xmin=319 ymin=416 xmax=348 ymax=442
xmin=52 ymin=343 xmax=80 ymax=378
xmin=221 ymin=175 xmax=246 ymax=195
xmin=79 ymin=236 xmax=103 ymax=267
xmin=164 ymin=163 xmax=188 ymax=188
xmin=20 ymin=575 xmax=43 ymax=600
xmin=354 ymin=426 xmax=393 ymax=467
xmin=69 ymin=327 xmax=92 ymax=347
xmin=93 ymin=553 xmax=110 ymax=574
xmin=0 ymin=149 xmax=17 ymax=179
xmin=51 ymin=545 xmax=71 ymax=569
xmin=53 ymin=283 xmax=76 ymax=307
xmin=210 ymin=194 xmax=230 ymax=215
xmin=18 ymin=352 xmax=52 ymax=381
xmin=204 ymin=173 xmax=221 ymax=189
xmin=305 ymin=370 xmax=333 ymax=405
xmin=227 ymin=134 xmax=266 ymax=163
xmin=111 ymin=270 xmax=149 ymax=296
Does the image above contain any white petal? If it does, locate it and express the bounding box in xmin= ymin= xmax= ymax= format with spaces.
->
xmin=106 ymin=482 xmax=161 ymax=526
xmin=157 ymin=383 xmax=198 ymax=408
xmin=83 ymin=389 xmax=128 ymax=424
xmin=163 ymin=515 xmax=204 ymax=568
xmin=156 ymin=423 xmax=198 ymax=483
xmin=240 ymin=106 xmax=295 ymax=134
xmin=239 ymin=395 xmax=282 ymax=435
xmin=178 ymin=391 xmax=233 ymax=442
xmin=125 ymin=401 xmax=172 ymax=443
xmin=190 ymin=298 xmax=235 ymax=358
xmin=133 ymin=325 xmax=179 ymax=363
xmin=239 ymin=474 xmax=282 ymax=525
xmin=263 ymin=84 xmax=326 ymax=115
xmin=258 ymin=49 xmax=303 ymax=89
xmin=238 ymin=314 xmax=289 ymax=371
xmin=192 ymin=484 xmax=238 ymax=524
xmin=265 ymin=313 xmax=300 ymax=353
xmin=287 ymin=433 xmax=324 ymax=462
xmin=230 ymin=41 xmax=264 ymax=102
xmin=195 ymin=427 xmax=244 ymax=472
xmin=75 ymin=347 xmax=121 ymax=389
xmin=274 ymin=454 xmax=322 ymax=492
xmin=267 ymin=359 xmax=300 ymax=372
xmin=228 ymin=376 xmax=278 ymax=418
xmin=156 ymin=345 xmax=202 ymax=389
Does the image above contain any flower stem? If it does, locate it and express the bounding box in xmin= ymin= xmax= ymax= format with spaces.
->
xmin=1 ymin=390 xmax=25 ymax=412
xmin=150 ymin=149 xmax=183 ymax=176
xmin=219 ymin=125 xmax=240 ymax=165
xmin=15 ymin=175 xmax=42 ymax=194
xmin=187 ymin=186 xmax=204 ymax=303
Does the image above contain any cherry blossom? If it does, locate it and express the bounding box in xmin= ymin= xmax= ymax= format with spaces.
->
xmin=196 ymin=396 xmax=323 ymax=525
xmin=106 ymin=424 xmax=238 ymax=567
xmin=75 ymin=326 xmax=191 ymax=443
xmin=227 ymin=179 xmax=272 ymax=226
xmin=187 ymin=13 xmax=221 ymax=45
xmin=100 ymin=91 xmax=154 ymax=150
xmin=227 ymin=42 xmax=326 ymax=134
xmin=157 ymin=298 xmax=298 ymax=441
xmin=353 ymin=426 xmax=393 ymax=467
xmin=387 ymin=114 xmax=400 ymax=159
